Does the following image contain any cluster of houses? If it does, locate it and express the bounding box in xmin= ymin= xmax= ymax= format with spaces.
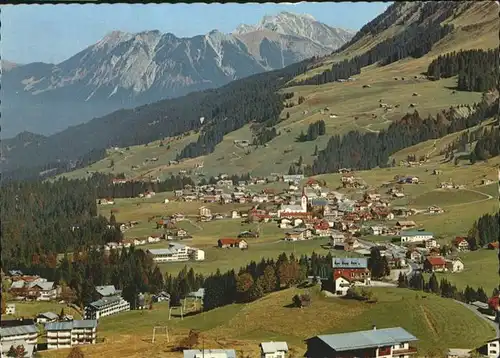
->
xmin=7 ymin=271 xmax=59 ymax=302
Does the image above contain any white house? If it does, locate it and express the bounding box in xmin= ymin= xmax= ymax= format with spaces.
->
xmin=399 ymin=231 xmax=433 ymax=244
xmin=46 ymin=320 xmax=97 ymax=350
xmin=183 ymin=349 xmax=236 ymax=358
xmin=334 ymin=276 xmax=352 ymax=296
xmin=35 ymin=312 xmax=59 ymax=324
xmin=0 ymin=340 xmax=35 ymax=357
xmin=260 ymin=341 xmax=289 ymax=358
xmin=84 ymin=296 xmax=130 ymax=320
xmin=446 ymin=258 xmax=465 ymax=273
xmin=188 ymin=247 xmax=205 ymax=261
xmin=478 ymin=338 xmax=499 ymax=358
xmin=369 ymin=226 xmax=385 ymax=236
xmin=5 ymin=304 xmax=15 ymax=315
xmin=425 ymin=238 xmax=438 ymax=249
xmin=29 ymin=281 xmax=58 ymax=301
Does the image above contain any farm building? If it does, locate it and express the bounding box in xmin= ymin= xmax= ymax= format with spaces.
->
xmin=260 ymin=341 xmax=289 ymax=358
xmin=217 ymin=238 xmax=248 ymax=249
xmin=304 ymin=327 xmax=418 ymax=357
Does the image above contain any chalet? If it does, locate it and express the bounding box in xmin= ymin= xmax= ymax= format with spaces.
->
xmin=199 ymin=206 xmax=212 ymax=217
xmin=392 ymin=192 xmax=405 ymax=198
xmin=453 ymin=237 xmax=470 ymax=252
xmin=365 ymin=193 xmax=381 ymax=202
xmin=286 ymin=228 xmax=313 ymax=241
xmin=446 ymin=258 xmax=464 ymax=273
xmin=330 ymin=231 xmax=346 ymax=247
xmin=488 ymin=242 xmax=499 ymax=250
xmin=331 ymin=258 xmax=371 ymax=284
xmin=172 ymin=229 xmax=190 ymax=238
xmin=10 ymin=280 xmax=58 ymax=301
xmin=304 ymin=327 xmax=418 ymax=358
xmin=152 ymin=291 xmax=170 ymax=303
xmin=238 ymin=231 xmax=259 ymax=239
xmin=98 ymin=198 xmax=114 ymax=205
xmin=423 ymin=256 xmax=447 ymax=272
xmin=174 ymin=190 xmax=183 ymax=197
xmin=334 ymin=276 xmax=352 ymax=296
xmin=398 ymin=176 xmax=419 ymax=184
xmin=217 ymin=238 xmax=248 ymax=249
xmin=260 ymin=342 xmax=288 ymax=358
xmin=95 ymin=285 xmax=121 ymax=298
xmin=476 ymin=338 xmax=500 ymax=358
xmin=395 ymin=221 xmax=417 ymax=230
xmin=399 ymin=231 xmax=433 ymax=245
xmin=428 ymin=206 xmax=444 ymax=214
xmin=35 ymin=312 xmax=59 ymax=324
xmin=369 ymin=226 xmax=386 ymax=236
xmin=147 ymin=235 xmax=161 ymax=243
xmin=231 ymin=210 xmax=241 ymax=219
xmin=425 ymin=238 xmax=438 ymax=249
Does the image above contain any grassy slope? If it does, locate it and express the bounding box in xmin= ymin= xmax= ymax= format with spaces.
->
xmin=61 ymin=2 xmax=497 ymax=181
xmin=38 ymin=287 xmax=495 ymax=358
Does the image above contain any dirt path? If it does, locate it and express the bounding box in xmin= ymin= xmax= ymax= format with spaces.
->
xmin=420 ymin=305 xmax=439 ymax=336
xmin=443 ymin=188 xmax=493 ymax=208
xmin=425 ymin=139 xmax=438 ymax=157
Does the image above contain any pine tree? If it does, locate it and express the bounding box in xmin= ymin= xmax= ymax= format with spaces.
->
xmin=428 ymin=273 xmax=440 ymax=294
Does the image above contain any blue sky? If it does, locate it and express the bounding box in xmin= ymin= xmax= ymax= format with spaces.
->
xmin=1 ymin=2 xmax=390 ymax=64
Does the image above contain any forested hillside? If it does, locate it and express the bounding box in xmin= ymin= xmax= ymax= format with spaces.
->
xmin=292 ymin=2 xmax=457 ymax=86
xmin=470 ymin=125 xmax=500 ymax=163
xmin=426 ymin=49 xmax=499 ymax=92
xmin=303 ymin=96 xmax=498 ymax=175
xmin=1 ymin=58 xmax=314 ymax=178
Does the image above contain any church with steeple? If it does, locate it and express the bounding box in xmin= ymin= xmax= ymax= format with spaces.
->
xmin=277 ymin=187 xmax=309 ymax=218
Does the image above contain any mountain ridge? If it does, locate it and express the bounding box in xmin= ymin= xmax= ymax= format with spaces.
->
xmin=3 ymin=11 xmax=353 ymax=138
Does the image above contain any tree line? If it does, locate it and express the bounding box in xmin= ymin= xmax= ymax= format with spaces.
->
xmin=466 ymin=211 xmax=500 ymax=250
xmin=426 ymin=48 xmax=499 ymax=92
xmin=470 ymin=125 xmax=500 ymax=163
xmin=399 ymin=271 xmax=495 ymax=305
xmin=296 ymin=120 xmax=326 ymax=142
xmin=305 ymin=97 xmax=498 ymax=175
xmin=89 ymin=173 xmax=195 ymax=199
xmin=293 ymin=5 xmax=455 ymax=87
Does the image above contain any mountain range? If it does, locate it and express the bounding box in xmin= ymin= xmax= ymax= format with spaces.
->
xmin=2 ymin=12 xmax=354 ymax=138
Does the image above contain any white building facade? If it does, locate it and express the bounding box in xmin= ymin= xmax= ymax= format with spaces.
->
xmin=46 ymin=320 xmax=97 ymax=350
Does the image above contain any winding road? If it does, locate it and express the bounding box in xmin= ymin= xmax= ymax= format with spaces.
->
xmin=454 ymin=300 xmax=500 ymax=337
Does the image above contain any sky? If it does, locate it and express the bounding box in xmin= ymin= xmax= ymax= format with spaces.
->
xmin=1 ymin=2 xmax=390 ymax=65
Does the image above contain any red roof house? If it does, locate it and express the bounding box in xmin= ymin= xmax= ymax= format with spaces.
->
xmin=423 ymin=256 xmax=447 ymax=272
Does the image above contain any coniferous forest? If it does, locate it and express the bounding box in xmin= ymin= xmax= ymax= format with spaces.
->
xmin=296 ymin=120 xmax=326 ymax=142
xmin=304 ymin=97 xmax=498 ymax=175
xmin=470 ymin=125 xmax=500 ymax=163
xmin=426 ymin=49 xmax=500 ymax=92
xmin=466 ymin=212 xmax=500 ymax=250
xmin=293 ymin=3 xmax=455 ymax=87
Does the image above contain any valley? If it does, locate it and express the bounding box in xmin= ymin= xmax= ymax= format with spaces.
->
xmin=2 ymin=2 xmax=500 ymax=358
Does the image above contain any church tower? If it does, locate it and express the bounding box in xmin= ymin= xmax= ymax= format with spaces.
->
xmin=301 ymin=187 xmax=308 ymax=212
